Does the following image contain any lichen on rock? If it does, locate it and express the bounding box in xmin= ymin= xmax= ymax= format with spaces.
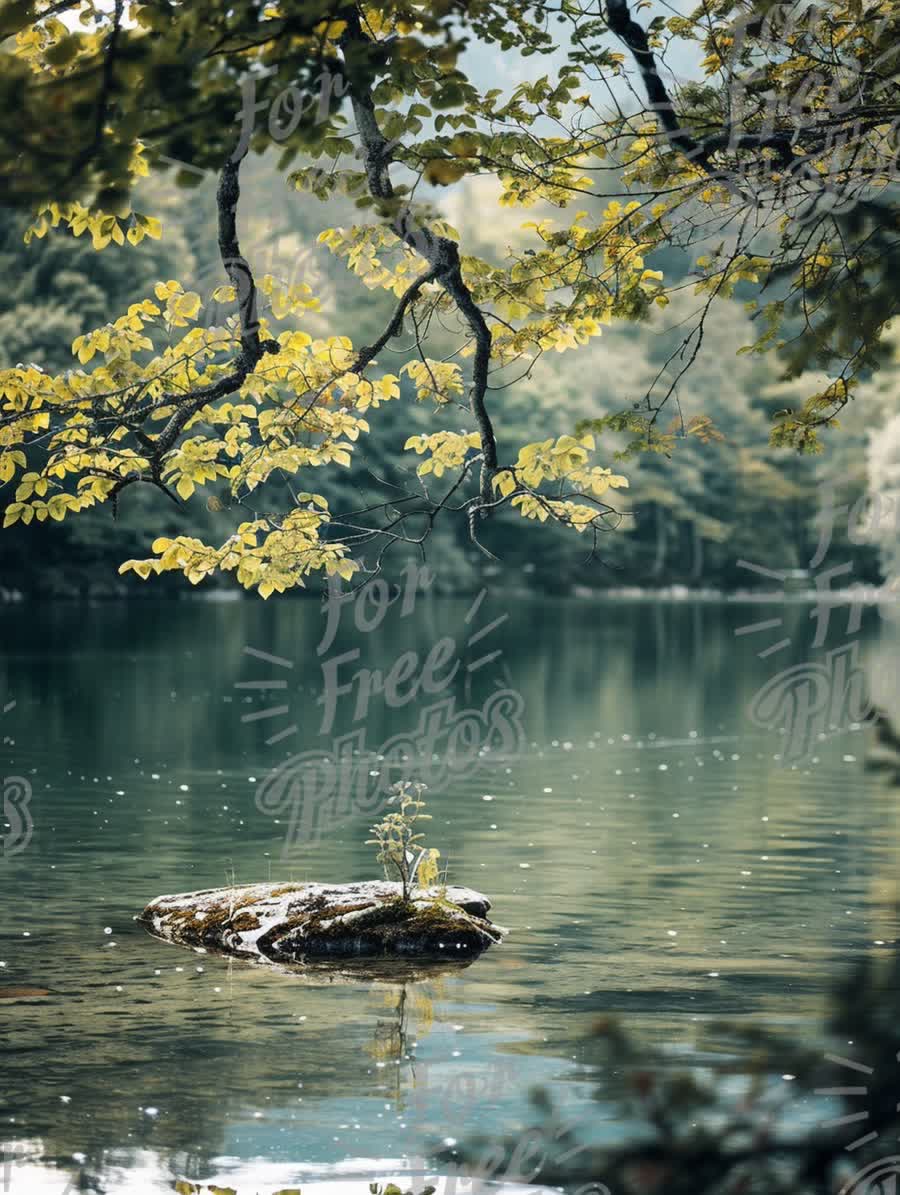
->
xmin=139 ymin=880 xmax=505 ymax=966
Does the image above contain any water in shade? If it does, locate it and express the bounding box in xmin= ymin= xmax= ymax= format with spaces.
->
xmin=1 ymin=595 xmax=898 ymax=1193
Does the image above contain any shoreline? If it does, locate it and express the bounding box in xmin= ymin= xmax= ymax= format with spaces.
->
xmin=1 ymin=575 xmax=898 ymax=602
xmin=1 ymin=584 xmax=897 ymax=605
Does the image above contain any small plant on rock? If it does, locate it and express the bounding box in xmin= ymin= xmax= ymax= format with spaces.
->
xmin=367 ymin=781 xmax=441 ymax=904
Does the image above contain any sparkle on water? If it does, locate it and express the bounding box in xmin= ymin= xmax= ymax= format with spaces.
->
xmin=0 ymin=596 xmax=897 ymax=1192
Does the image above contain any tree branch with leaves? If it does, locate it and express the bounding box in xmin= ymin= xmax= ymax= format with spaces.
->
xmin=1 ymin=0 xmax=896 ymax=592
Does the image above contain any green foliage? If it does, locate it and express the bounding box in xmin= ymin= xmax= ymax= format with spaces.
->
xmin=369 ymin=1184 xmax=435 ymax=1195
xmin=1 ymin=0 xmax=897 ymax=592
xmin=366 ymin=781 xmax=440 ymax=903
xmin=446 ymin=939 xmax=900 ymax=1194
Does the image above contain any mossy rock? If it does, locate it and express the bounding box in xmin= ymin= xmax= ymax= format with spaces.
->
xmin=139 ymin=880 xmax=505 ymax=966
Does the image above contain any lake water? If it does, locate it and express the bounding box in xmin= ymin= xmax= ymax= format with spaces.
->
xmin=1 ymin=594 xmax=898 ymax=1194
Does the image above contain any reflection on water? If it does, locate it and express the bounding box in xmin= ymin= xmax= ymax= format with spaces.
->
xmin=0 ymin=596 xmax=898 ymax=1194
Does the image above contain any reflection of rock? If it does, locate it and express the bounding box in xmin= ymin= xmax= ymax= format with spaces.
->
xmin=268 ymin=955 xmax=479 ymax=985
xmin=874 ymin=708 xmax=900 ymax=753
xmin=866 ymin=708 xmax=900 ymax=782
xmin=140 ymin=880 xmax=505 ymax=965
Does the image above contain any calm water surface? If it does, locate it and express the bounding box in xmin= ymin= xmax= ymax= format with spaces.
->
xmin=0 ymin=595 xmax=898 ymax=1193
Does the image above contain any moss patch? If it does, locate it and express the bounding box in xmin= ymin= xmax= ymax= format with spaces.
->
xmin=229 ymin=911 xmax=261 ymax=933
xmin=268 ymin=896 xmax=500 ymax=961
xmin=152 ymin=899 xmax=261 ymax=946
xmin=140 ymin=880 xmax=504 ymax=965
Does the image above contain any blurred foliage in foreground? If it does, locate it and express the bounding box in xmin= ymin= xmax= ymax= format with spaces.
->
xmin=440 ymin=942 xmax=900 ymax=1195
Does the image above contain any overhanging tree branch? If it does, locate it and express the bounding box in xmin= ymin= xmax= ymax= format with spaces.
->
xmin=605 ymin=0 xmax=711 ymax=170
xmin=113 ymin=144 xmax=280 ymax=508
xmin=604 ymin=0 xmax=795 ymax=176
xmin=338 ymin=7 xmax=499 ymax=513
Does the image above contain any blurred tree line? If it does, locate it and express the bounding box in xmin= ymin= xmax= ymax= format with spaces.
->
xmin=0 ymin=155 xmax=886 ymax=599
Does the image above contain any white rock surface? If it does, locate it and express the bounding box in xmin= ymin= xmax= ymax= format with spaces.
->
xmin=140 ymin=880 xmax=504 ymax=964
